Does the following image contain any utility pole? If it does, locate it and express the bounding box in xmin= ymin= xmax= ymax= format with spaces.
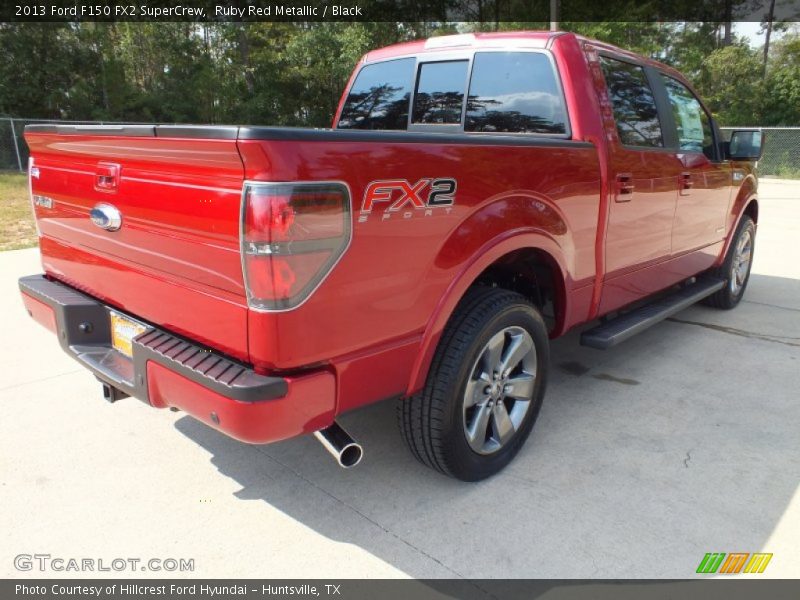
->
xmin=723 ymin=0 xmax=733 ymax=46
xmin=763 ymin=0 xmax=776 ymax=77
xmin=550 ymin=0 xmax=559 ymax=32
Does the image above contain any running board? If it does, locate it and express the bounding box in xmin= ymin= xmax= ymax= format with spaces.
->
xmin=580 ymin=278 xmax=725 ymax=349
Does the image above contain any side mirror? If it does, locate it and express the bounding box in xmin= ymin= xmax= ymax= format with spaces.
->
xmin=727 ymin=130 xmax=764 ymax=161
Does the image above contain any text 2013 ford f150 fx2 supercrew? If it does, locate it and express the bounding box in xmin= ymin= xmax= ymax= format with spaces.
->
xmin=19 ymin=32 xmax=764 ymax=480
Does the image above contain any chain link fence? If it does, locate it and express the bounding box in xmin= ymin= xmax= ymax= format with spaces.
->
xmin=719 ymin=127 xmax=800 ymax=179
xmin=2 ymin=117 xmax=799 ymax=178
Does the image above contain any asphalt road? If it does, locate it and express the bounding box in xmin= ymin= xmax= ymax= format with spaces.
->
xmin=1 ymin=180 xmax=798 ymax=579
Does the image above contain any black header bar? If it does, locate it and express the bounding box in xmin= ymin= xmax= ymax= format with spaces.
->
xmin=4 ymin=0 xmax=799 ymax=23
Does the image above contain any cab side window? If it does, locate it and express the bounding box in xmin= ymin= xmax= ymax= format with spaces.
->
xmin=338 ymin=58 xmax=415 ymax=130
xmin=661 ymin=75 xmax=715 ymax=159
xmin=599 ymin=56 xmax=664 ymax=148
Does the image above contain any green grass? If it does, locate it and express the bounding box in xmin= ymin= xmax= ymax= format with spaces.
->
xmin=0 ymin=170 xmax=37 ymax=251
xmin=770 ymin=165 xmax=800 ymax=179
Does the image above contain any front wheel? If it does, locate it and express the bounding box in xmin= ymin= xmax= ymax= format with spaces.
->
xmin=398 ymin=287 xmax=549 ymax=481
xmin=703 ymin=215 xmax=755 ymax=309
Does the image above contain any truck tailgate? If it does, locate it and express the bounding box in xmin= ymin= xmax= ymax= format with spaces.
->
xmin=25 ymin=125 xmax=249 ymax=362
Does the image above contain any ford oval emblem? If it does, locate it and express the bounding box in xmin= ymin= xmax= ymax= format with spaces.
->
xmin=90 ymin=203 xmax=122 ymax=231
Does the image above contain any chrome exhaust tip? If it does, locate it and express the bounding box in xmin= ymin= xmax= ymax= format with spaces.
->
xmin=314 ymin=422 xmax=363 ymax=468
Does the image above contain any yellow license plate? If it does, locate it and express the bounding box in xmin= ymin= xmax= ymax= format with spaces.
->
xmin=109 ymin=311 xmax=149 ymax=358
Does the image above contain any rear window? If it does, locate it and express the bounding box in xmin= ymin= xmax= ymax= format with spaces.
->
xmin=412 ymin=61 xmax=469 ymax=125
xmin=337 ymin=58 xmax=415 ymax=130
xmin=338 ymin=52 xmax=569 ymax=135
xmin=466 ymin=52 xmax=567 ymax=134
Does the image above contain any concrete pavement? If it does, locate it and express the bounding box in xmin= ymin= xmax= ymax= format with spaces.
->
xmin=1 ymin=179 xmax=798 ymax=579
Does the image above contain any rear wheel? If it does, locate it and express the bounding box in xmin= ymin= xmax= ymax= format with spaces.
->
xmin=398 ymin=287 xmax=549 ymax=481
xmin=703 ymin=215 xmax=755 ymax=309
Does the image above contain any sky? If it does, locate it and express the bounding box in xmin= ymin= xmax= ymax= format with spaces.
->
xmin=734 ymin=22 xmax=789 ymax=48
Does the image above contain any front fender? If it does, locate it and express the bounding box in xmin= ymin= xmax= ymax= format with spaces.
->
xmin=716 ymin=170 xmax=758 ymax=267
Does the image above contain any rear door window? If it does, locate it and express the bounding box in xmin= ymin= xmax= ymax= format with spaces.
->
xmin=600 ymin=56 xmax=664 ymax=148
xmin=411 ymin=60 xmax=469 ymax=125
xmin=465 ymin=52 xmax=567 ymax=134
xmin=338 ymin=58 xmax=415 ymax=130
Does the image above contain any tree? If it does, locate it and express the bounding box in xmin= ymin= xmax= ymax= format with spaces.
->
xmin=698 ymin=44 xmax=764 ymax=125
xmin=0 ymin=21 xmax=798 ymax=129
xmin=0 ymin=23 xmax=87 ymax=118
xmin=763 ymin=33 xmax=800 ymax=124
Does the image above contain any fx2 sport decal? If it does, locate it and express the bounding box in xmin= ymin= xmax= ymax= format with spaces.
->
xmin=359 ymin=178 xmax=456 ymax=222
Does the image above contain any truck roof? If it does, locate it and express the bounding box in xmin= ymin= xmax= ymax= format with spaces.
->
xmin=362 ymin=30 xmax=685 ymax=83
xmin=363 ymin=31 xmax=557 ymax=62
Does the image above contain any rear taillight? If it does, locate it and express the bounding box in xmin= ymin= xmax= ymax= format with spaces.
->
xmin=28 ymin=157 xmax=41 ymax=236
xmin=241 ymin=182 xmax=351 ymax=311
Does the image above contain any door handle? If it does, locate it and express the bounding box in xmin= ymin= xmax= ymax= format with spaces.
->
xmin=615 ymin=173 xmax=635 ymax=202
xmin=680 ymin=172 xmax=693 ymax=195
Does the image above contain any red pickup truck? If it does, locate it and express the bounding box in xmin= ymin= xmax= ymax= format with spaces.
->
xmin=19 ymin=31 xmax=763 ymax=481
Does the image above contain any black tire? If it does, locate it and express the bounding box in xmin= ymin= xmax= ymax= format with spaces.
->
xmin=702 ymin=215 xmax=755 ymax=309
xmin=398 ymin=287 xmax=549 ymax=481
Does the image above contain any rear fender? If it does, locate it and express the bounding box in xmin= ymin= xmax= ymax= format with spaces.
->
xmin=406 ymin=194 xmax=572 ymax=396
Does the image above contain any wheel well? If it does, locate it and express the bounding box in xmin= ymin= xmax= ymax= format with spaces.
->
xmin=471 ymin=248 xmax=564 ymax=334
xmin=744 ymin=199 xmax=759 ymax=223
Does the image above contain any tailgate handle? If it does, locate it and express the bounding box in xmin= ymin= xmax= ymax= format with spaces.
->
xmin=94 ymin=163 xmax=120 ymax=193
